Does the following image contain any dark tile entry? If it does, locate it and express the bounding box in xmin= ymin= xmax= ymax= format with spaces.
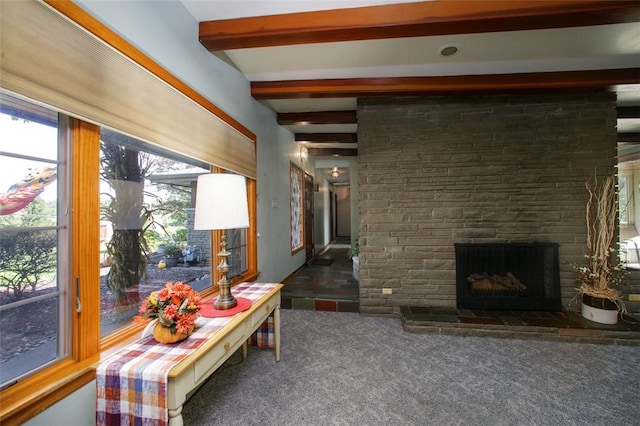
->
xmin=281 ymin=238 xmax=358 ymax=312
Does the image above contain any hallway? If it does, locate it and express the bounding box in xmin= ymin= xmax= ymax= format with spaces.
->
xmin=281 ymin=238 xmax=359 ymax=312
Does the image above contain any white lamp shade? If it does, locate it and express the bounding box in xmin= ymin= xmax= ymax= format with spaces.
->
xmin=194 ymin=174 xmax=249 ymax=230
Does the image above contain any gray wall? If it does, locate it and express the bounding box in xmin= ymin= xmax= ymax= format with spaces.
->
xmin=357 ymin=92 xmax=624 ymax=316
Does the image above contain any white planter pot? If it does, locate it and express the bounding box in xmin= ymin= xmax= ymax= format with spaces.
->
xmin=352 ymin=256 xmax=359 ymax=281
xmin=581 ymin=302 xmax=618 ymax=325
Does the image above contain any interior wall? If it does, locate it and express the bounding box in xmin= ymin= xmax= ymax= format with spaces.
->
xmin=24 ymin=382 xmax=95 ymax=426
xmin=313 ymin=175 xmax=332 ymax=253
xmin=357 ymin=93 xmax=618 ymax=316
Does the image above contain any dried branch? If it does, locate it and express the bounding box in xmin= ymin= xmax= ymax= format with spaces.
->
xmin=575 ymin=173 xmax=629 ymax=308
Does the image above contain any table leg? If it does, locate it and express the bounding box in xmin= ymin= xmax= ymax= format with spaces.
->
xmin=242 ymin=340 xmax=248 ymax=359
xmin=274 ymin=305 xmax=281 ymax=362
xmin=168 ymin=405 xmax=183 ymax=426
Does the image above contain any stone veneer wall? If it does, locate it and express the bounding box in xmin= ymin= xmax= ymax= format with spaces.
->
xmin=186 ymin=208 xmax=211 ymax=266
xmin=357 ymin=92 xmax=623 ymax=316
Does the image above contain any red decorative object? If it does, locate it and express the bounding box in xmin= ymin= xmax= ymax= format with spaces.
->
xmin=200 ymin=297 xmax=252 ymax=317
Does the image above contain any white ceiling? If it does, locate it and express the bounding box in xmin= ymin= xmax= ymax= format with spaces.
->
xmin=181 ymin=0 xmax=640 ymax=181
xmin=226 ymin=24 xmax=639 ymax=82
xmin=182 ymin=0 xmax=425 ymax=20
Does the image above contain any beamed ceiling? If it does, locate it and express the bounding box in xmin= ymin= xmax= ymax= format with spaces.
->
xmin=182 ymin=0 xmax=640 ymax=181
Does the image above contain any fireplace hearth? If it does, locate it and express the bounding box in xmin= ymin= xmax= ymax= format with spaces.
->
xmin=455 ymin=242 xmax=561 ymax=311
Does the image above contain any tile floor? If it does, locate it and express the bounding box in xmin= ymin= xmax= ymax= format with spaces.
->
xmin=280 ymin=239 xmax=640 ymax=344
xmin=281 ymin=238 xmax=359 ymax=312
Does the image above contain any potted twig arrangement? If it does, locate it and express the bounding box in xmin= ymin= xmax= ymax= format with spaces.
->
xmin=574 ymin=173 xmax=629 ymax=324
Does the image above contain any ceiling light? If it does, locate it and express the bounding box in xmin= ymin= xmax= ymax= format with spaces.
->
xmin=330 ymin=167 xmax=341 ymax=178
xmin=440 ymin=46 xmax=458 ymax=57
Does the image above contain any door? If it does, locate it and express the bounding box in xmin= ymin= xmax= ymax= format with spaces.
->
xmin=330 ymin=190 xmax=335 ymax=241
xmin=304 ymin=172 xmax=314 ymax=262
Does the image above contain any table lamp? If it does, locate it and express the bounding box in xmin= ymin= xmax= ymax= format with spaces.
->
xmin=194 ymin=174 xmax=249 ymax=310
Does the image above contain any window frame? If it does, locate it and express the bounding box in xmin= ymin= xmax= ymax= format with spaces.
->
xmin=0 ymin=117 xmax=101 ymax=423
xmin=0 ymin=2 xmax=259 ymax=422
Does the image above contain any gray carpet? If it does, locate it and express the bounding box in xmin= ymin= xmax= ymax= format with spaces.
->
xmin=183 ymin=310 xmax=639 ymax=426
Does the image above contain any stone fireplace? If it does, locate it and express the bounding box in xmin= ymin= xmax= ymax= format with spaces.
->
xmin=357 ymin=92 xmax=618 ymax=316
xmin=455 ymin=242 xmax=561 ymax=311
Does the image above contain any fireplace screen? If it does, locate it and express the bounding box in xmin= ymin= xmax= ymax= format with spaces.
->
xmin=455 ymin=243 xmax=561 ymax=311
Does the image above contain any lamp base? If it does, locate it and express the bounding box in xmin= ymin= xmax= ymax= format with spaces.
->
xmin=214 ymin=293 xmax=238 ymax=310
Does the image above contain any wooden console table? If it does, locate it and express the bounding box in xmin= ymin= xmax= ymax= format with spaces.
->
xmin=167 ymin=283 xmax=282 ymax=425
xmin=96 ymin=282 xmax=282 ymax=426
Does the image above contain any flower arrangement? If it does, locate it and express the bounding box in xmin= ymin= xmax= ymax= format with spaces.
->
xmin=573 ymin=173 xmax=629 ymax=310
xmin=136 ymin=281 xmax=202 ymax=335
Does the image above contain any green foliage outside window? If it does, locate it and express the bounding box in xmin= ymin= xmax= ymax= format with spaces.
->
xmin=0 ymin=199 xmax=57 ymax=300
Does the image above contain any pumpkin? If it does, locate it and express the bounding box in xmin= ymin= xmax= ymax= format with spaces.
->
xmin=152 ymin=322 xmax=189 ymax=344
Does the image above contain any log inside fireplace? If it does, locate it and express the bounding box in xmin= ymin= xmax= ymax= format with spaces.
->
xmin=455 ymin=242 xmax=561 ymax=311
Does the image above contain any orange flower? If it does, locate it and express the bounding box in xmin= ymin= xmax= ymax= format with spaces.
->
xmin=135 ymin=281 xmax=202 ymax=336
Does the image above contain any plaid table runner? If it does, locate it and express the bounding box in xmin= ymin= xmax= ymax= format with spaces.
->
xmin=96 ymin=282 xmax=279 ymax=426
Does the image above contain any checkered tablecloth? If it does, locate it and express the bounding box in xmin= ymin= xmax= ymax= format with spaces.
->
xmin=96 ymin=282 xmax=279 ymax=426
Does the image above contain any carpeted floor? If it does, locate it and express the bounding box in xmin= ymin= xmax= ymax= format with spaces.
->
xmin=183 ymin=310 xmax=639 ymax=426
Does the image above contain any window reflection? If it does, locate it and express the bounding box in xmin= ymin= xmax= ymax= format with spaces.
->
xmin=99 ymin=129 xmax=214 ymax=336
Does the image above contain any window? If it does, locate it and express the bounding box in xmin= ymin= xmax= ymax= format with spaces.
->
xmin=98 ymin=128 xmax=217 ymax=336
xmin=227 ymin=227 xmax=248 ymax=279
xmin=0 ymin=93 xmax=67 ymax=388
xmin=618 ymin=168 xmax=640 ymax=269
xmin=0 ymin=91 xmax=258 ymax=394
xmin=619 ymin=174 xmax=631 ymax=225
xmin=0 ymin=2 xmax=257 ymax=421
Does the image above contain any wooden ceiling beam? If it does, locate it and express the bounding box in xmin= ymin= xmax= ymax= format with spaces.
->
xmin=618 ymin=133 xmax=640 ymax=143
xmin=278 ymin=111 xmax=356 ymax=125
xmin=199 ymin=1 xmax=639 ymax=51
xmin=307 ymin=148 xmax=358 ymax=157
xmin=617 ymin=106 xmax=640 ymax=119
xmin=251 ymin=69 xmax=640 ymax=100
xmin=295 ymin=133 xmax=357 ymax=143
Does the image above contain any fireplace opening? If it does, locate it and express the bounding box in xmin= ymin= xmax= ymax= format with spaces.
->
xmin=455 ymin=242 xmax=561 ymax=311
